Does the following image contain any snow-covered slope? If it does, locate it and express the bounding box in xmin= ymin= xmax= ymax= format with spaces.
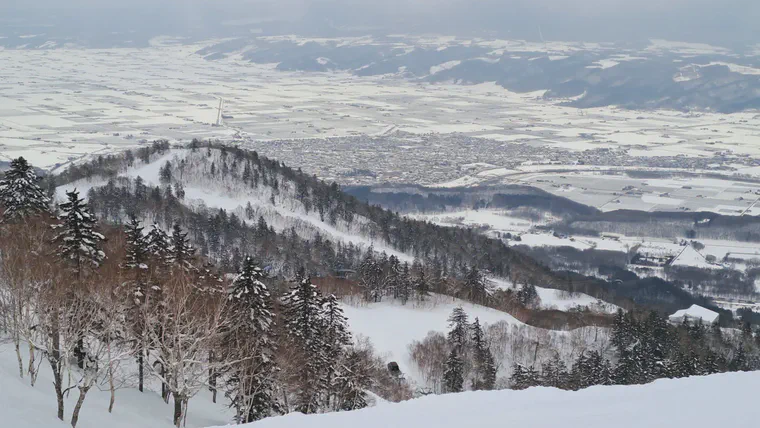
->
xmin=57 ymin=149 xmax=411 ymax=262
xmin=215 ymin=372 xmax=760 ymax=428
xmin=0 ymin=343 xmax=232 ymax=428
xmin=340 ymin=295 xmax=522 ymax=375
xmin=339 ymin=294 xmax=610 ymax=389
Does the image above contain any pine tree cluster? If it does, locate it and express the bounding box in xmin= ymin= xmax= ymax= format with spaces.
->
xmin=442 ymin=307 xmax=497 ymax=393
xmin=510 ymin=309 xmax=760 ymax=391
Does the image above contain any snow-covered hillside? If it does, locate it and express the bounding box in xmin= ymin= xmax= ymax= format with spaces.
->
xmin=57 ymin=149 xmax=410 ymax=263
xmin=340 ymin=295 xmax=522 ymax=375
xmin=214 ymin=372 xmax=760 ymax=428
xmin=340 ymin=294 xmax=610 ymax=390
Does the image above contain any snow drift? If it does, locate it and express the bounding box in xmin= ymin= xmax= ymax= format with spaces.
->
xmin=216 ymin=372 xmax=759 ymax=428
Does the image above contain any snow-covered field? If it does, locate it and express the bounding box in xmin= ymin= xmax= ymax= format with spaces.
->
xmin=217 ymin=371 xmax=760 ymax=428
xmin=515 ymin=173 xmax=760 ymax=216
xmin=2 ymin=43 xmax=760 ymax=196
xmin=410 ymin=210 xmax=544 ymax=234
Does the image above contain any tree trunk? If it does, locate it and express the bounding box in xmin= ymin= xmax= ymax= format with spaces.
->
xmin=137 ymin=350 xmax=144 ymax=393
xmin=51 ymin=313 xmax=64 ymax=421
xmin=70 ymin=386 xmax=90 ymax=428
xmin=14 ymin=336 xmax=24 ymax=378
xmin=108 ymin=341 xmax=116 ymax=413
xmin=208 ymin=350 xmax=216 ymax=403
xmin=161 ymin=363 xmax=170 ymax=403
xmin=54 ymin=374 xmax=65 ymax=422
xmin=28 ymin=342 xmax=38 ymax=386
xmin=173 ymin=395 xmax=183 ymax=428
xmin=75 ymin=337 xmax=85 ymax=370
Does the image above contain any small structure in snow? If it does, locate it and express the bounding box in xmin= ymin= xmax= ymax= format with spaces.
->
xmin=668 ymin=305 xmax=720 ymax=325
xmin=387 ymin=361 xmax=402 ymax=378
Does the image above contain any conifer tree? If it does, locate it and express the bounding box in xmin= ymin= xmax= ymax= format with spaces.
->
xmin=516 ymin=283 xmax=539 ymax=307
xmin=471 ymin=318 xmax=496 ymax=390
xmin=359 ymin=247 xmax=382 ymax=302
xmin=397 ymin=262 xmax=412 ymax=305
xmin=321 ymin=294 xmax=352 ymax=409
xmin=53 ymin=189 xmax=106 ymax=276
xmin=385 ymin=255 xmax=402 ymax=300
xmin=123 ymin=215 xmax=150 ymax=392
xmin=414 ymin=267 xmax=430 ymax=302
xmin=147 ymin=223 xmax=172 ymax=270
xmin=52 ymin=189 xmax=105 ymax=369
xmin=443 ymin=349 xmax=464 ymax=393
xmin=447 ymin=307 xmax=470 ymax=353
xmin=225 ymin=256 xmax=281 ymax=423
xmin=283 ymin=271 xmax=327 ymax=414
xmin=0 ymin=156 xmax=50 ymax=221
xmin=170 ymin=223 xmax=195 ymax=270
xmin=334 ymin=349 xmax=370 ymax=411
xmin=541 ymin=354 xmax=569 ymax=389
xmin=464 ymin=266 xmax=489 ymax=304
xmin=124 ymin=216 xmax=149 ymax=300
xmin=510 ymin=364 xmax=540 ymax=390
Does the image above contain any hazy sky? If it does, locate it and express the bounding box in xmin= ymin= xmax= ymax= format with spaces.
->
xmin=1 ymin=0 xmax=757 ymax=46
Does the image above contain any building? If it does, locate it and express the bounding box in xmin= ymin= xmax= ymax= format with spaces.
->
xmin=668 ymin=305 xmax=720 ymax=325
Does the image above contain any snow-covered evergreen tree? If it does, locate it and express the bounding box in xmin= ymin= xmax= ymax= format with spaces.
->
xmin=447 ymin=306 xmax=470 ymax=353
xmin=510 ymin=364 xmax=540 ymax=390
xmin=124 ymin=216 xmax=149 ymax=301
xmin=541 ymin=355 xmax=569 ymax=389
xmin=359 ymin=247 xmax=383 ymax=302
xmin=123 ymin=215 xmax=150 ymax=392
xmin=52 ymin=189 xmax=105 ymax=370
xmin=283 ymin=271 xmax=327 ymax=414
xmin=516 ymin=283 xmax=539 ymax=307
xmin=414 ymin=267 xmax=430 ymax=302
xmin=334 ymin=349 xmax=370 ymax=411
xmin=52 ymin=189 xmax=105 ymax=276
xmin=442 ymin=348 xmax=464 ymax=393
xmin=224 ymin=256 xmax=281 ymax=423
xmin=147 ymin=223 xmax=172 ymax=269
xmin=321 ymin=294 xmax=352 ymax=409
xmin=463 ymin=266 xmax=489 ymax=304
xmin=385 ymin=255 xmax=402 ymax=300
xmin=0 ymin=156 xmax=50 ymax=221
xmin=170 ymin=222 xmax=195 ymax=270
xmin=471 ymin=318 xmax=497 ymax=391
xmin=397 ymin=262 xmax=412 ymax=305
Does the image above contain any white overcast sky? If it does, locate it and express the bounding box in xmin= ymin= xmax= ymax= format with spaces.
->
xmin=0 ymin=0 xmax=757 ymax=45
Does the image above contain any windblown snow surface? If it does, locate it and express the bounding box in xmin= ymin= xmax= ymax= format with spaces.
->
xmin=217 ymin=372 xmax=760 ymax=428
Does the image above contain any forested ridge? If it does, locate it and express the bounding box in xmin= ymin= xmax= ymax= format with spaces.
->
xmin=3 ymin=150 xmax=760 ymax=428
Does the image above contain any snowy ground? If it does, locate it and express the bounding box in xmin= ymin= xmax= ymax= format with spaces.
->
xmin=0 ymin=343 xmax=233 ymax=428
xmin=409 ymin=210 xmax=544 ymax=234
xmin=339 ymin=293 xmax=612 ymax=389
xmin=340 ymin=294 xmax=523 ymax=378
xmin=215 ymin=371 xmax=760 ymax=428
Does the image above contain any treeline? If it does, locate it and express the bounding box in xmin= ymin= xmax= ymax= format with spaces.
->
xmin=510 ymin=309 xmax=760 ymax=391
xmin=0 ymin=157 xmax=409 ymax=428
xmin=557 ymin=210 xmax=760 ymax=243
xmin=344 ymin=184 xmax=598 ymax=218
